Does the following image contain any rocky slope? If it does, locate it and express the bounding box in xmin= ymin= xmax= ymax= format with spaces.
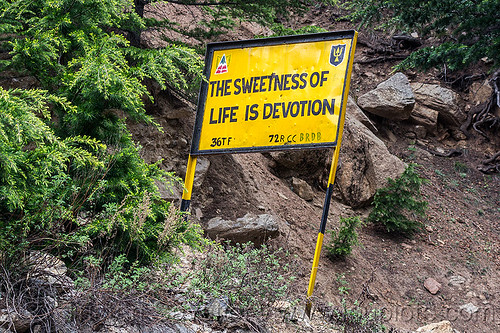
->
xmin=127 ymin=2 xmax=499 ymax=332
xmin=1 ymin=2 xmax=498 ymax=332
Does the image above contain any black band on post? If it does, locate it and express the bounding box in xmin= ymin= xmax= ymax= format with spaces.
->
xmin=180 ymin=199 xmax=191 ymax=213
xmin=319 ymin=184 xmax=334 ymax=234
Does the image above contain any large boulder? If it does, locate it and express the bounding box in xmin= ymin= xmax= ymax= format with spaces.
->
xmin=468 ymin=79 xmax=493 ymax=106
xmin=0 ymin=308 xmax=32 ymax=333
xmin=346 ymin=96 xmax=378 ymax=133
xmin=411 ymin=83 xmax=465 ymax=127
xmin=27 ymin=251 xmax=74 ymax=292
xmin=334 ymin=101 xmax=407 ymax=207
xmin=205 ymin=213 xmax=279 ymax=244
xmin=193 ymin=157 xmax=210 ymax=188
xmin=357 ymin=72 xmax=415 ymax=120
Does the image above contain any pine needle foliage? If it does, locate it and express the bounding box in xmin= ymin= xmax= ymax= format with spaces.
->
xmin=343 ymin=0 xmax=500 ymax=71
xmin=0 ymin=0 xmax=334 ymax=269
xmin=0 ymin=86 xmax=205 ymax=263
xmin=0 ymin=0 xmax=210 ymax=264
xmin=367 ymin=163 xmax=428 ymax=235
xmin=326 ymin=216 xmax=362 ymax=258
xmin=0 ymin=88 xmax=100 ymax=249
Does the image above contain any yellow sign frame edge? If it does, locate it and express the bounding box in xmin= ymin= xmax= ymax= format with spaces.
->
xmin=189 ymin=30 xmax=357 ymax=156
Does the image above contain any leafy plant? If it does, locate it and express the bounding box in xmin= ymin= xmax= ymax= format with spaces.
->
xmin=367 ymin=163 xmax=428 ymax=234
xmin=343 ymin=0 xmax=500 ymax=71
xmin=188 ymin=242 xmax=297 ymax=319
xmin=0 ymin=0 xmax=211 ymax=266
xmin=454 ymin=161 xmax=468 ymax=174
xmin=69 ymin=254 xmax=175 ymax=331
xmin=326 ymin=216 xmax=363 ymax=258
xmin=318 ymin=274 xmax=387 ymax=332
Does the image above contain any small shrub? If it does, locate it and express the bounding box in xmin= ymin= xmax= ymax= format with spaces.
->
xmin=187 ymin=242 xmax=297 ymax=319
xmin=318 ymin=274 xmax=387 ymax=332
xmin=69 ymin=255 xmax=173 ymax=331
xmin=454 ymin=161 xmax=468 ymax=173
xmin=320 ymin=301 xmax=387 ymax=333
xmin=326 ymin=216 xmax=362 ymax=259
xmin=367 ymin=163 xmax=428 ymax=235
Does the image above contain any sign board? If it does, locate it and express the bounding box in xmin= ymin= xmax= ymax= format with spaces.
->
xmin=190 ymin=30 xmax=357 ymax=155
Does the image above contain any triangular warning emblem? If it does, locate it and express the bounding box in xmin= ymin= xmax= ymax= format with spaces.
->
xmin=215 ymin=54 xmax=228 ymax=74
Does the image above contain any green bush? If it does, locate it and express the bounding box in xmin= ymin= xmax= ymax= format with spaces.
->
xmin=318 ymin=274 xmax=387 ymax=332
xmin=367 ymin=163 xmax=428 ymax=234
xmin=188 ymin=242 xmax=297 ymax=318
xmin=326 ymin=216 xmax=362 ymax=258
xmin=343 ymin=0 xmax=500 ymax=71
xmin=0 ymin=0 xmax=207 ymax=266
xmin=0 ymin=87 xmax=204 ymax=265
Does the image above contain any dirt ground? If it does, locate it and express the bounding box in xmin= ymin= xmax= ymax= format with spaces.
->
xmin=189 ymin=134 xmax=499 ymax=333
xmin=132 ymin=2 xmax=500 ymax=332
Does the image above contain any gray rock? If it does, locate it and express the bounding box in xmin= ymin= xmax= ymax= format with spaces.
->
xmin=194 ymin=157 xmax=210 ymax=188
xmin=460 ymin=302 xmax=479 ymax=314
xmin=448 ymin=275 xmax=466 ymax=287
xmin=173 ymin=323 xmax=195 ymax=333
xmin=28 ymin=251 xmax=66 ymax=276
xmin=468 ymin=79 xmax=493 ymax=106
xmin=292 ymin=177 xmax=314 ymax=201
xmin=156 ymin=179 xmax=182 ymax=203
xmin=416 ymin=320 xmax=455 ymax=333
xmin=347 ymin=96 xmax=378 ymax=132
xmin=168 ymin=311 xmax=194 ymax=321
xmin=411 ymin=104 xmax=439 ymax=133
xmin=411 ymin=83 xmax=465 ymax=126
xmin=206 ymin=213 xmax=279 ymax=244
xmin=335 ymin=104 xmax=406 ymax=207
xmin=0 ymin=308 xmax=32 ymax=333
xmin=357 ymin=72 xmax=415 ymax=120
xmin=207 ymin=296 xmax=229 ymax=317
xmin=27 ymin=251 xmax=74 ymax=292
xmin=414 ymin=125 xmax=427 ymax=139
xmin=405 ymin=131 xmax=417 ymax=139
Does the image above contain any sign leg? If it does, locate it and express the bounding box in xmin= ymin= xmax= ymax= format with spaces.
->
xmin=305 ymin=145 xmax=341 ymax=317
xmin=180 ymin=155 xmax=197 ymax=213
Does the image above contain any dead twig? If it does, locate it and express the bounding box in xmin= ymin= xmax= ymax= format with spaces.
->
xmin=478 ymin=151 xmax=500 ymax=173
xmin=355 ymin=55 xmax=407 ymax=64
xmin=461 ymin=70 xmax=500 ymax=140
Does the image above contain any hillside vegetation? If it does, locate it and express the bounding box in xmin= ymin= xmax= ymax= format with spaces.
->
xmin=0 ymin=0 xmax=498 ymax=332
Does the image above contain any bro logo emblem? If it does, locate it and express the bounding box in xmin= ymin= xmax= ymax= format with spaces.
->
xmin=329 ymin=44 xmax=346 ymax=66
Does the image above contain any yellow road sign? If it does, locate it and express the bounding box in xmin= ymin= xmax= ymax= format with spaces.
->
xmin=190 ymin=31 xmax=357 ymax=155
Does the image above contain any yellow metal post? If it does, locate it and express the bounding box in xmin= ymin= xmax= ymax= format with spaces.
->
xmin=305 ymin=32 xmax=356 ymax=317
xmin=180 ymin=154 xmax=197 ymax=213
xmin=305 ymin=145 xmax=342 ymax=317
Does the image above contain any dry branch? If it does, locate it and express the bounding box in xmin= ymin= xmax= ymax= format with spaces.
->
xmin=478 ymin=151 xmax=500 ymax=173
xmin=461 ymin=70 xmax=500 ymax=140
